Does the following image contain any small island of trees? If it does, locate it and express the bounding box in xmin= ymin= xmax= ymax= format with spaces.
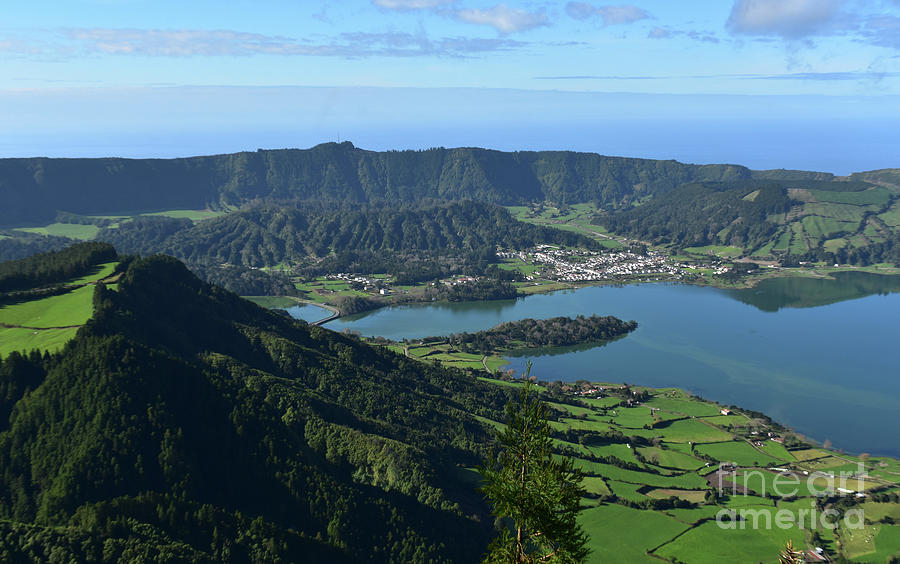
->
xmin=434 ymin=314 xmax=638 ymax=355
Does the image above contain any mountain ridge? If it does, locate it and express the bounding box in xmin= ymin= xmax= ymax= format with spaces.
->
xmin=0 ymin=142 xmax=752 ymax=225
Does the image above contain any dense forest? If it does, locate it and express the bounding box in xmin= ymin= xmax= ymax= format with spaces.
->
xmin=441 ymin=315 xmax=638 ymax=354
xmin=0 ymin=233 xmax=75 ymax=263
xmin=97 ymin=200 xmax=598 ymax=268
xmin=0 ymin=142 xmax=751 ymax=225
xmin=0 ymin=252 xmax=520 ymax=561
xmin=427 ymin=278 xmax=520 ymax=303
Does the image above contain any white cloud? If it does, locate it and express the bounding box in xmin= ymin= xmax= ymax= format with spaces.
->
xmin=647 ymin=27 xmax=721 ymax=44
xmin=727 ymin=0 xmax=845 ymax=38
xmin=372 ymin=0 xmax=456 ymax=10
xmin=454 ymin=4 xmax=548 ymax=34
xmin=62 ymin=28 xmax=294 ymax=56
xmin=0 ymin=28 xmax=525 ymax=59
xmin=861 ymin=14 xmax=900 ymax=49
xmin=565 ymin=3 xmax=650 ymax=26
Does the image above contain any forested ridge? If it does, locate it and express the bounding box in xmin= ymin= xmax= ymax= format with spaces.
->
xmin=599 ymin=182 xmax=796 ymax=249
xmin=0 ymin=253 xmax=518 ymax=562
xmin=97 ymin=200 xmax=598 ymax=267
xmin=0 ymin=142 xmax=750 ymax=225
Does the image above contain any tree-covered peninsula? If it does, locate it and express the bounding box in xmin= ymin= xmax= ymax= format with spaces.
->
xmin=439 ymin=315 xmax=638 ymax=355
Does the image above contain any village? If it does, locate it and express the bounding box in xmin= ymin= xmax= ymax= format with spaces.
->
xmin=498 ymin=245 xmax=727 ymax=283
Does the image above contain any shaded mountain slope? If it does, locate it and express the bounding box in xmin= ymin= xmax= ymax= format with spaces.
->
xmin=97 ymin=201 xmax=600 ymax=267
xmin=0 ymin=254 xmax=513 ymax=562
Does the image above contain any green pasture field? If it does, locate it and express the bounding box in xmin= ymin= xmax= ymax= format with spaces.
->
xmin=648 ymin=418 xmax=733 ymax=444
xmin=878 ymin=204 xmax=900 ymax=227
xmin=0 ymin=285 xmax=95 ymax=329
xmin=653 ymin=512 xmax=806 ymax=564
xmin=755 ymin=440 xmax=795 ymax=461
xmin=751 ymin=241 xmax=775 ymax=257
xmin=789 ymin=448 xmax=829 ymax=461
xmin=721 ymin=494 xmax=773 ymax=508
xmin=497 ymin=257 xmax=542 ymax=277
xmin=548 ymin=401 xmax=594 ymax=417
xmin=683 ymin=245 xmax=743 ymax=258
xmin=662 ymin=505 xmax=723 ymax=525
xmin=803 ymin=201 xmax=871 ymax=222
xmin=734 ymin=470 xmax=825 ymax=498
xmin=645 ymin=489 xmax=707 ymax=503
xmin=243 ymin=296 xmax=299 ymax=309
xmin=824 ymin=238 xmax=848 ymax=252
xmin=849 ymin=234 xmax=874 ymax=248
xmin=840 ymin=522 xmax=900 ymax=562
xmin=862 ymin=503 xmax=900 ymax=523
xmin=517 ymin=281 xmax=577 ymax=295
xmin=585 ymin=443 xmax=640 ymax=464
xmin=801 ymin=215 xmax=857 ymax=239
xmin=772 ymin=229 xmax=792 ymax=252
xmin=864 ymin=222 xmax=887 ymax=240
xmin=140 ymin=209 xmax=227 ymax=222
xmin=14 ymin=223 xmax=100 ymax=240
xmin=550 ymin=417 xmax=615 ymax=433
xmin=697 ymin=414 xmax=749 ymax=428
xmin=802 ymin=456 xmax=859 ymax=471
xmin=636 ymin=446 xmax=705 ymax=471
xmin=809 ymin=187 xmax=894 ymax=206
xmin=574 ymin=458 xmax=708 ymax=489
xmin=581 ymin=476 xmax=611 ymax=496
xmin=579 ymin=396 xmax=624 ymax=409
xmin=579 ymin=504 xmax=689 ymax=564
xmin=644 ymin=392 xmax=724 ymax=417
xmin=606 ymin=480 xmax=647 ymax=503
xmin=694 ymin=441 xmax=782 ymax=467
xmin=606 ymin=406 xmax=660 ymax=428
xmin=66 ymin=261 xmax=118 ymax=285
xmin=0 ymin=326 xmax=80 ymax=357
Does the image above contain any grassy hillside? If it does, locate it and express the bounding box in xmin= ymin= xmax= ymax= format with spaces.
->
xmin=0 ymin=243 xmax=120 ymax=357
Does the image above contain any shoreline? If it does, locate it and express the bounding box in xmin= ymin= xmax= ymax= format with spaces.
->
xmin=312 ymin=263 xmax=900 ymax=322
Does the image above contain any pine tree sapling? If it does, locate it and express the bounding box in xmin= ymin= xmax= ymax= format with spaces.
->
xmin=479 ymin=363 xmax=589 ymax=563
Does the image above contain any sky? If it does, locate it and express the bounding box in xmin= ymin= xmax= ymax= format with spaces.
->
xmin=2 ymin=0 xmax=900 ymax=173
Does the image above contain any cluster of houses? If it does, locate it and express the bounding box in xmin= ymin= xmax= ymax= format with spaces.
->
xmin=503 ymin=246 xmax=689 ymax=282
xmin=327 ymin=273 xmax=390 ymax=294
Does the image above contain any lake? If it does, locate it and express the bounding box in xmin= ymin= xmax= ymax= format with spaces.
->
xmin=324 ymin=272 xmax=900 ymax=457
xmin=285 ymin=303 xmax=333 ymax=324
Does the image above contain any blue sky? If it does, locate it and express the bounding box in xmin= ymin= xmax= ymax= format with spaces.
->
xmin=3 ymin=0 xmax=900 ymax=172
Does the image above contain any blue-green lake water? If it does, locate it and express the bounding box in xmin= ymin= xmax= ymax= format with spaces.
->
xmin=285 ymin=303 xmax=332 ymax=324
xmin=326 ymin=272 xmax=900 ymax=457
